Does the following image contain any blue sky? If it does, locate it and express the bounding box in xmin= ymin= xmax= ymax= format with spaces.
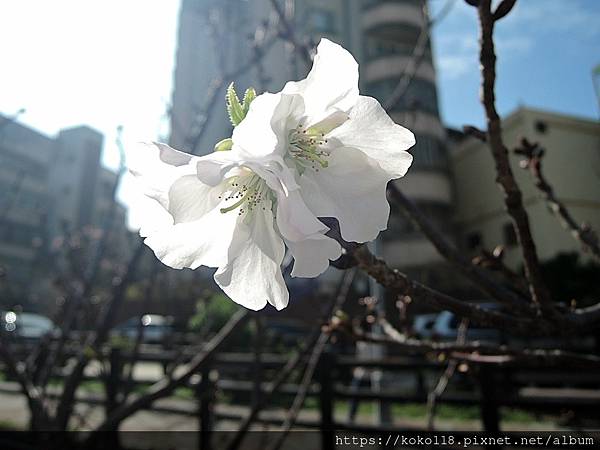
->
xmin=430 ymin=0 xmax=600 ymax=128
xmin=1 ymin=0 xmax=598 ymax=228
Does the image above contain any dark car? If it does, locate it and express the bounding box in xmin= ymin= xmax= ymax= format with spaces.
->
xmin=112 ymin=314 xmax=175 ymax=344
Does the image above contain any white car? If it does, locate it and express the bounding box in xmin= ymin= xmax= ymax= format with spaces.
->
xmin=2 ymin=311 xmax=56 ymax=341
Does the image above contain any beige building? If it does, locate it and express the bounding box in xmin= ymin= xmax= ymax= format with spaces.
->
xmin=451 ymin=107 xmax=600 ymax=269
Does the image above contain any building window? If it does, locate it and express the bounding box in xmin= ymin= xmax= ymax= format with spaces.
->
xmin=466 ymin=231 xmax=482 ymax=250
xmin=366 ymin=78 xmax=439 ymax=116
xmin=502 ymin=223 xmax=517 ymax=247
xmin=535 ymin=120 xmax=548 ymax=134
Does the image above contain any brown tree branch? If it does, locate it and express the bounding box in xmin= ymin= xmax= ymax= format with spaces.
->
xmin=267 ymin=269 xmax=356 ymax=450
xmin=226 ymin=269 xmax=355 ymax=450
xmin=515 ymin=138 xmax=600 ymax=260
xmin=387 ymin=184 xmax=531 ymax=311
xmin=471 ymin=246 xmax=529 ymax=296
xmin=55 ymin=241 xmax=146 ymax=429
xmin=0 ymin=336 xmax=51 ymax=429
xmin=349 ymin=318 xmax=600 ymax=369
xmin=426 ymin=319 xmax=468 ymax=430
xmin=477 ymin=0 xmax=553 ymax=311
xmin=89 ymin=308 xmax=249 ymax=435
xmin=352 ymin=244 xmax=544 ymax=334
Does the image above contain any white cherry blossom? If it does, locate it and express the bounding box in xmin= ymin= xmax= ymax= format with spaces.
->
xmin=129 ymin=142 xmax=340 ymax=311
xmin=233 ymin=38 xmax=415 ymax=243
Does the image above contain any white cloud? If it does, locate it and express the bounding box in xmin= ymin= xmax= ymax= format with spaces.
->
xmin=506 ymin=0 xmax=600 ymax=36
xmin=438 ymin=55 xmax=472 ymax=78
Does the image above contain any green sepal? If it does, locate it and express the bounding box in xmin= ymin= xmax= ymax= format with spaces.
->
xmin=214 ymin=137 xmax=233 ymax=152
xmin=242 ymin=87 xmax=257 ymax=115
xmin=226 ymin=82 xmax=245 ymax=126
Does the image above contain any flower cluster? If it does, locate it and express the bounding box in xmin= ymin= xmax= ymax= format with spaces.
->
xmin=130 ymin=39 xmax=415 ymax=310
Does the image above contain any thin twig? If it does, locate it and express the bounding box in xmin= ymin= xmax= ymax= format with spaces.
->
xmin=426 ymin=319 xmax=468 ymax=430
xmin=0 ymin=335 xmax=51 ymax=428
xmin=185 ymin=29 xmax=279 ymax=155
xmin=352 ymin=245 xmax=546 ymax=334
xmin=267 ymin=269 xmax=356 ymax=450
xmin=268 ymin=0 xmax=311 ymax=64
xmin=515 ymin=138 xmax=600 ymax=260
xmin=88 ymin=308 xmax=249 ymax=435
xmin=226 ymin=269 xmax=356 ymax=450
xmin=383 ymin=0 xmax=455 ymax=111
xmin=350 ymin=318 xmax=600 ymax=369
xmin=387 ymin=185 xmax=531 ymax=310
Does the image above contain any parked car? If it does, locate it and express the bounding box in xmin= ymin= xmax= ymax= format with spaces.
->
xmin=1 ymin=311 xmax=57 ymax=341
xmin=412 ymin=313 xmax=438 ymax=339
xmin=112 ymin=314 xmax=174 ymax=344
xmin=431 ymin=304 xmax=504 ymax=343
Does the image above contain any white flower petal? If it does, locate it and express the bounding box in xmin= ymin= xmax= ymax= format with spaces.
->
xmin=328 ymin=96 xmax=415 ymax=178
xmin=287 ymin=234 xmax=342 ymax=278
xmin=128 ymin=142 xmax=198 ymax=210
xmin=282 ymin=38 xmax=359 ymax=123
xmin=214 ymin=207 xmax=288 ymax=310
xmin=245 ymin=156 xmax=300 ymax=196
xmin=168 ymin=175 xmax=222 ymax=224
xmin=232 ymin=93 xmax=305 ymax=158
xmin=275 ymin=190 xmax=328 ymax=242
xmin=144 ymin=204 xmax=238 ymax=270
xmin=153 ymin=142 xmax=193 ymax=166
xmin=232 ymin=93 xmax=281 ymax=158
xmin=298 ymin=146 xmax=391 ymax=243
xmin=195 ymin=150 xmax=244 ymax=186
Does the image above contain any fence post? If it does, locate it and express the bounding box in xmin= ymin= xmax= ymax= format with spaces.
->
xmin=317 ymin=351 xmax=335 ymax=450
xmin=479 ymin=364 xmax=500 ymax=434
xmin=107 ymin=347 xmax=122 ymax=414
xmin=197 ymin=360 xmax=214 ymax=450
xmin=104 ymin=347 xmax=122 ymax=449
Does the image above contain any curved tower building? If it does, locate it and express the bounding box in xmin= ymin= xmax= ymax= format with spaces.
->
xmin=359 ymin=0 xmax=455 ymax=289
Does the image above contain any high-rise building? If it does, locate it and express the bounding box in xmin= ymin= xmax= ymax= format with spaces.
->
xmin=169 ymin=0 xmax=455 ymax=292
xmin=0 ymin=115 xmax=131 ymax=305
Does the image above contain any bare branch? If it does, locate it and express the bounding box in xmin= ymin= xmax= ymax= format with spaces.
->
xmin=90 ymin=308 xmax=249 ymax=434
xmin=387 ymin=184 xmax=531 ymax=311
xmin=185 ymin=25 xmax=279 ymax=155
xmin=426 ymin=319 xmax=468 ymax=430
xmin=350 ymin=318 xmax=600 ymax=369
xmin=0 ymin=335 xmax=51 ymax=428
xmin=515 ymin=138 xmax=600 ymax=260
xmin=471 ymin=246 xmax=529 ymax=295
xmin=492 ymin=0 xmax=517 ymax=21
xmin=55 ymin=241 xmax=146 ymax=429
xmin=352 ymin=245 xmax=545 ymax=334
xmin=383 ymin=0 xmax=454 ymax=111
xmin=267 ymin=269 xmax=356 ymax=450
xmin=268 ymin=0 xmax=311 ymax=64
xmin=477 ymin=0 xmax=553 ymax=311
